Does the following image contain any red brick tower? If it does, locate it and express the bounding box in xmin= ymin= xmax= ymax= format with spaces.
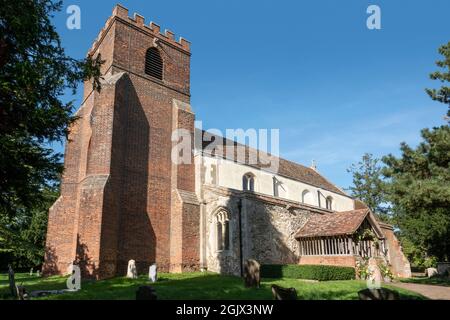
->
xmin=43 ymin=4 xmax=200 ymax=279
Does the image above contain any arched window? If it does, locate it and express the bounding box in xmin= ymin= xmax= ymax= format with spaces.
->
xmin=215 ymin=210 xmax=230 ymax=251
xmin=326 ymin=196 xmax=333 ymax=210
xmin=145 ymin=47 xmax=163 ymax=80
xmin=223 ymin=220 xmax=230 ymax=250
xmin=242 ymin=173 xmax=255 ymax=191
xmin=302 ymin=190 xmax=313 ymax=205
xmin=216 ymin=222 xmax=223 ymax=250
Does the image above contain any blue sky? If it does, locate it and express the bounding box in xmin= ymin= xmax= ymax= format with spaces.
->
xmin=51 ymin=0 xmax=450 ymax=190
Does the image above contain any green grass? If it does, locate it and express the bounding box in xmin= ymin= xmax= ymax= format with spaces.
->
xmin=0 ymin=272 xmax=425 ymax=300
xmin=400 ymin=276 xmax=450 ymax=287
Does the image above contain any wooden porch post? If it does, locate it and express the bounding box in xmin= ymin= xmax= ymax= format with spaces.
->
xmin=348 ymin=237 xmax=354 ymax=255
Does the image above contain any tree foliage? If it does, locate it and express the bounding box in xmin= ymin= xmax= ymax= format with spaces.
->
xmin=383 ymin=41 xmax=450 ymax=264
xmin=426 ymin=41 xmax=450 ymax=119
xmin=0 ymin=0 xmax=103 ymax=217
xmin=347 ymin=153 xmax=390 ymax=222
xmin=382 ymin=126 xmax=450 ymax=262
xmin=0 ymin=0 xmax=103 ymax=268
xmin=0 ymin=186 xmax=58 ymax=269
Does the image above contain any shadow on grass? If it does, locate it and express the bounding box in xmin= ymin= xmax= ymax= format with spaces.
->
xmin=0 ymin=272 xmax=426 ymax=300
xmin=0 ymin=273 xmax=68 ymax=300
xmin=0 ymin=275 xmax=38 ymax=286
xmin=400 ymin=276 xmax=450 ymax=287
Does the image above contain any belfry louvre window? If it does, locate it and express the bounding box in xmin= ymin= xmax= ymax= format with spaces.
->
xmin=145 ymin=47 xmax=163 ymax=80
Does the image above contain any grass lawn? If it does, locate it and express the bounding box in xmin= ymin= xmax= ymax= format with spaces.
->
xmin=0 ymin=272 xmax=425 ymax=300
xmin=400 ymin=276 xmax=450 ymax=287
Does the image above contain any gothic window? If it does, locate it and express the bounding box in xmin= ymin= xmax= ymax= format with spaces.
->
xmin=242 ymin=173 xmax=255 ymax=191
xmin=326 ymin=196 xmax=333 ymax=210
xmin=145 ymin=47 xmax=163 ymax=80
xmin=223 ymin=220 xmax=230 ymax=250
xmin=302 ymin=190 xmax=312 ymax=204
xmin=215 ymin=210 xmax=230 ymax=251
xmin=216 ymin=222 xmax=223 ymax=251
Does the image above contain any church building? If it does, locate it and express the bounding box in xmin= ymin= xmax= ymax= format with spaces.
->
xmin=43 ymin=5 xmax=411 ymax=279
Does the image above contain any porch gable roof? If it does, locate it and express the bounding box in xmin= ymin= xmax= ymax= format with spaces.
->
xmin=294 ymin=209 xmax=384 ymax=239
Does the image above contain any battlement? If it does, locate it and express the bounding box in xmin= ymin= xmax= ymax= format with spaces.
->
xmin=88 ymin=4 xmax=191 ymax=56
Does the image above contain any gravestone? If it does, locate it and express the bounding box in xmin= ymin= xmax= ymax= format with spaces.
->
xmin=36 ymin=270 xmax=40 ymax=277
xmin=66 ymin=264 xmax=81 ymax=291
xmin=437 ymin=262 xmax=450 ymax=276
xmin=8 ymin=265 xmax=16 ymax=298
xmin=29 ymin=268 xmax=33 ymax=276
xmin=271 ymin=285 xmax=297 ymax=300
xmin=358 ymin=288 xmax=400 ymax=300
xmin=16 ymin=285 xmax=28 ymax=300
xmin=367 ymin=258 xmax=382 ymax=289
xmin=149 ymin=264 xmax=157 ymax=283
xmin=426 ymin=267 xmax=438 ymax=278
xmin=136 ymin=286 xmax=157 ymax=300
xmin=127 ymin=259 xmax=138 ymax=279
xmin=243 ymin=259 xmax=260 ymax=288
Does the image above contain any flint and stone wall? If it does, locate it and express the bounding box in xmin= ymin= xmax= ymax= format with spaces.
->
xmin=202 ymin=186 xmax=327 ymax=276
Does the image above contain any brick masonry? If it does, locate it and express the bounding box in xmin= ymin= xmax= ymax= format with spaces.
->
xmin=43 ymin=4 xmax=411 ymax=280
xmin=298 ymin=255 xmax=357 ymax=268
xmin=379 ymin=223 xmax=412 ymax=278
xmin=43 ymin=5 xmax=199 ymax=279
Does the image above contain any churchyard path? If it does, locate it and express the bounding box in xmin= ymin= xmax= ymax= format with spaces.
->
xmin=390 ymin=282 xmax=450 ymax=300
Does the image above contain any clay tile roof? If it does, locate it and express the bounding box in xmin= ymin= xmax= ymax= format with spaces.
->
xmin=294 ymin=209 xmax=370 ymax=239
xmin=198 ymin=130 xmax=347 ymax=196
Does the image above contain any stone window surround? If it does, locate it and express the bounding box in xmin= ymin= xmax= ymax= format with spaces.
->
xmin=214 ymin=208 xmax=231 ymax=253
xmin=242 ymin=172 xmax=255 ymax=192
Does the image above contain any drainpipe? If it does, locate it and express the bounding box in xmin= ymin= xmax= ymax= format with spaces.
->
xmin=237 ymin=198 xmax=243 ymax=277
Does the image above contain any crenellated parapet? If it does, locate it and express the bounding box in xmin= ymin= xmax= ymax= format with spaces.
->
xmin=88 ymin=4 xmax=191 ymax=56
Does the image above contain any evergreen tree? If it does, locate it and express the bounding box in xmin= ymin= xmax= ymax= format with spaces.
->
xmin=0 ymin=0 xmax=103 ymax=267
xmin=0 ymin=0 xmax=103 ymax=218
xmin=426 ymin=41 xmax=450 ymax=119
xmin=383 ymin=126 xmax=450 ymax=262
xmin=347 ymin=153 xmax=390 ymax=222
xmin=0 ymin=186 xmax=58 ymax=268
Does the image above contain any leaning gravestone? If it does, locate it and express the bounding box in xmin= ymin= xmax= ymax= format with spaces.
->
xmin=367 ymin=258 xmax=382 ymax=289
xmin=16 ymin=285 xmax=28 ymax=300
xmin=271 ymin=284 xmax=297 ymax=300
xmin=136 ymin=286 xmax=157 ymax=300
xmin=8 ymin=265 xmax=16 ymax=298
xmin=127 ymin=259 xmax=138 ymax=279
xmin=243 ymin=259 xmax=261 ymax=288
xmin=358 ymin=288 xmax=400 ymax=300
xmin=149 ymin=264 xmax=157 ymax=283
